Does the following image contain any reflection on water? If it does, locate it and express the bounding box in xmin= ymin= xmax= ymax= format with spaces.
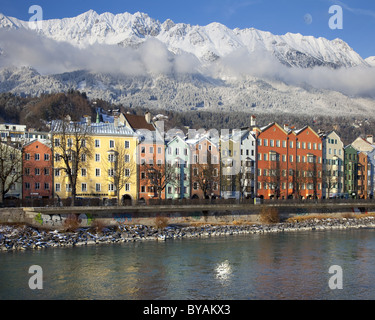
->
xmin=1 ymin=229 xmax=375 ymax=300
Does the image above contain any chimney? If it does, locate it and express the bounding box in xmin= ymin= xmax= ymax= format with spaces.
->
xmin=84 ymin=115 xmax=91 ymax=126
xmin=284 ymin=124 xmax=289 ymax=131
xmin=366 ymin=135 xmax=374 ymax=144
xmin=145 ymin=112 xmax=152 ymax=124
xmin=114 ymin=116 xmax=119 ymax=128
xmin=250 ymin=115 xmax=256 ymax=127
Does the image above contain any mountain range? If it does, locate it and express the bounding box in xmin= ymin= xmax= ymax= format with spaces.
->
xmin=0 ymin=10 xmax=374 ymax=118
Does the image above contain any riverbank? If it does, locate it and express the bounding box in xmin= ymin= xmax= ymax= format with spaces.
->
xmin=1 ymin=215 xmax=375 ymax=251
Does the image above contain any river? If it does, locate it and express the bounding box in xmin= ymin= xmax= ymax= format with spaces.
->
xmin=1 ymin=228 xmax=375 ymax=300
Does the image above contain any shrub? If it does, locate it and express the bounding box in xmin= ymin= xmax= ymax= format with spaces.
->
xmin=63 ymin=214 xmax=80 ymax=232
xmin=90 ymin=219 xmax=106 ymax=234
xmin=155 ymin=216 xmax=169 ymax=229
xmin=259 ymin=207 xmax=280 ymax=224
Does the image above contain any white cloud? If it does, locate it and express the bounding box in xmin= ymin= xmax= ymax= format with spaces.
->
xmin=1 ymin=27 xmax=374 ymax=99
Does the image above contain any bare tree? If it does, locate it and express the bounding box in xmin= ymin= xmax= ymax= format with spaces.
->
xmin=51 ymin=117 xmax=93 ymax=206
xmin=0 ymin=139 xmax=23 ymax=205
xmin=103 ymin=142 xmax=136 ymax=205
xmin=142 ymin=160 xmax=178 ymax=199
xmin=192 ymin=151 xmax=220 ymax=199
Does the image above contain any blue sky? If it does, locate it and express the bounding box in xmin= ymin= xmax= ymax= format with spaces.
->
xmin=1 ymin=0 xmax=374 ymax=58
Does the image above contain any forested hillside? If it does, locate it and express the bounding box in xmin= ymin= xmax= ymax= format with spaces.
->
xmin=0 ymin=91 xmax=373 ymax=146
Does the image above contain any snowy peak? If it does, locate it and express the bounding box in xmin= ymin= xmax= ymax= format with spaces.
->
xmin=365 ymin=56 xmax=375 ymax=67
xmin=0 ymin=10 xmax=369 ymax=69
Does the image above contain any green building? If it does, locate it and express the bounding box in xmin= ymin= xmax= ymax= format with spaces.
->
xmin=344 ymin=145 xmax=358 ymax=198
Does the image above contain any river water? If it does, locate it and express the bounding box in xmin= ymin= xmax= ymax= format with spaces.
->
xmin=1 ymin=228 xmax=375 ymax=300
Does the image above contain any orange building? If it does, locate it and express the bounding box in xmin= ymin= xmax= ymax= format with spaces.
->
xmin=22 ymin=140 xmax=53 ymax=200
xmin=256 ymin=123 xmax=323 ymax=200
xmin=357 ymin=152 xmax=369 ymax=199
xmin=137 ymin=130 xmax=166 ymax=200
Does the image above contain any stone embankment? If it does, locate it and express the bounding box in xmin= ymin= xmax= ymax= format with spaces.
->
xmin=1 ymin=216 xmax=375 ymax=251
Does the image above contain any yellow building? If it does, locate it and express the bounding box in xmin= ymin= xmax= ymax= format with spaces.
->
xmin=52 ymin=116 xmax=138 ymax=205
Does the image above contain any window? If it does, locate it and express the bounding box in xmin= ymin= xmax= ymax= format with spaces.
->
xmin=44 ymin=183 xmax=50 ymax=190
xmin=96 ymin=184 xmax=101 ymax=192
xmin=25 ymin=168 xmax=30 ymax=176
xmin=125 ymin=154 xmax=130 ymax=163
xmin=44 ymin=168 xmax=49 ymax=176
xmin=35 ymin=168 xmax=40 ymax=176
xmin=193 ymin=182 xmax=198 ymax=190
xmin=81 ymin=183 xmax=87 ymax=192
xmin=81 ymin=139 xmax=86 ymax=148
xmin=125 ymin=184 xmax=130 ymax=192
xmin=108 ymin=184 xmax=115 ymax=191
xmin=81 ymin=168 xmax=87 ymax=177
xmin=35 ymin=153 xmax=40 ymax=161
xmin=108 ymin=169 xmax=115 ymax=177
xmin=270 ymin=140 xmax=274 ymax=147
xmin=125 ymin=169 xmax=130 ymax=177
xmin=66 ymin=184 xmax=72 ymax=192
xmin=141 ymin=186 xmax=146 ymax=193
xmin=35 ymin=182 xmax=40 ymax=190
xmin=263 ymin=139 xmax=268 ymax=147
xmin=110 ymin=140 xmax=115 ymax=148
xmin=289 ymin=141 xmax=293 ymax=149
xmin=95 ymin=154 xmax=100 ymax=162
xmin=289 ymin=155 xmax=293 ymax=162
xmin=25 ymin=182 xmax=30 ymax=190
xmin=81 ymin=154 xmax=86 ymax=162
xmin=67 ymin=139 xmax=73 ymax=147
xmin=25 ymin=153 xmax=30 ymax=161
xmin=108 ymin=153 xmax=115 ymax=162
xmin=55 ymin=154 xmax=61 ymax=162
xmin=125 ymin=141 xmax=130 ymax=149
xmin=158 ymin=147 xmax=162 ymax=154
xmin=54 ymin=139 xmax=60 ymax=147
xmin=44 ymin=154 xmax=50 ymax=161
xmin=95 ymin=140 xmax=100 ymax=148
xmin=55 ymin=169 xmax=60 ymax=176
xmin=55 ymin=184 xmax=61 ymax=192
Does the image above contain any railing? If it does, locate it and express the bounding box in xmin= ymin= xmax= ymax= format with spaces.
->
xmin=1 ymin=196 xmax=375 ymax=208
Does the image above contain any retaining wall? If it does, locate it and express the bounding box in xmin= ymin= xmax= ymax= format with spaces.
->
xmin=1 ymin=203 xmax=374 ymax=230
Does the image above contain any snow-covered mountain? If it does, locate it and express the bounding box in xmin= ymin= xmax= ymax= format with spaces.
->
xmin=365 ymin=56 xmax=375 ymax=67
xmin=0 ymin=10 xmax=374 ymax=118
xmin=0 ymin=10 xmax=369 ymax=69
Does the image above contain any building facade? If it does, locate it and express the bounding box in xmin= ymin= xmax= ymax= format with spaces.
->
xmin=256 ymin=123 xmax=322 ymax=200
xmin=188 ymin=136 xmax=220 ymax=199
xmin=52 ymin=118 xmax=138 ymax=204
xmin=22 ymin=140 xmax=53 ymax=200
xmin=320 ymin=131 xmax=345 ymax=198
xmin=165 ymin=135 xmax=191 ymax=200
xmin=344 ymin=145 xmax=358 ymax=198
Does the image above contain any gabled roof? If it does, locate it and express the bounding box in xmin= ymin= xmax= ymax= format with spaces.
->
xmin=123 ymin=114 xmax=155 ymax=132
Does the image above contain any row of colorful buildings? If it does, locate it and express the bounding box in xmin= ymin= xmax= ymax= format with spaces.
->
xmin=1 ymin=111 xmax=375 ymax=204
